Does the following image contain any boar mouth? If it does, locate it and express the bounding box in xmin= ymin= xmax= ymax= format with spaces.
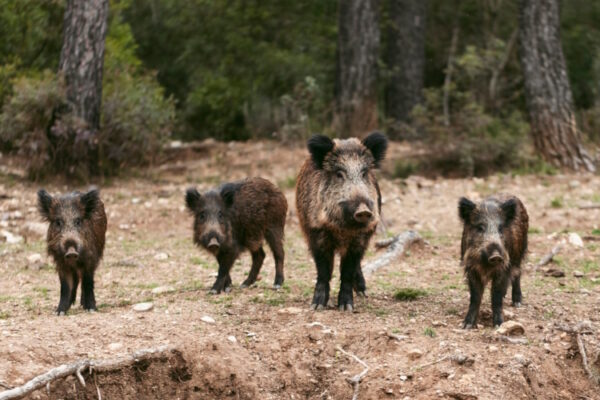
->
xmin=64 ymin=246 xmax=79 ymax=263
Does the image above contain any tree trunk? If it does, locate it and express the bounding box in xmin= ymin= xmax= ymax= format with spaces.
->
xmin=335 ymin=0 xmax=380 ymax=138
xmin=385 ymin=0 xmax=426 ymax=135
xmin=519 ymin=0 xmax=595 ymax=172
xmin=59 ymin=0 xmax=109 ymax=131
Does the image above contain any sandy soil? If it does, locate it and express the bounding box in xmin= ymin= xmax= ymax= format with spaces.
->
xmin=0 ymin=140 xmax=599 ymax=399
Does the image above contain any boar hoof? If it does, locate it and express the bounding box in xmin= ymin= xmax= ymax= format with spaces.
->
xmin=209 ymin=289 xmax=219 ymax=295
xmin=462 ymin=322 xmax=475 ymax=329
xmin=512 ymin=302 xmax=522 ymax=308
xmin=85 ymin=309 xmax=97 ymax=313
xmin=356 ymin=291 xmax=367 ymax=298
xmin=339 ymin=304 xmax=353 ymax=312
xmin=310 ymin=303 xmax=325 ymax=311
xmin=272 ymin=284 xmax=282 ymax=290
xmin=224 ymin=286 xmax=232 ymax=293
xmin=57 ymin=311 xmax=66 ymax=316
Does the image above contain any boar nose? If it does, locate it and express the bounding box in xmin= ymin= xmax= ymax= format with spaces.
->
xmin=65 ymin=246 xmax=79 ymax=260
xmin=353 ymin=203 xmax=373 ymax=223
xmin=207 ymin=237 xmax=220 ymax=252
xmin=488 ymin=250 xmax=503 ymax=265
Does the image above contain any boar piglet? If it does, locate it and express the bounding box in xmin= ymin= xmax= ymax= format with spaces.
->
xmin=296 ymin=132 xmax=388 ymax=311
xmin=185 ymin=177 xmax=287 ymax=294
xmin=37 ymin=189 xmax=107 ymax=315
xmin=458 ymin=194 xmax=528 ymax=328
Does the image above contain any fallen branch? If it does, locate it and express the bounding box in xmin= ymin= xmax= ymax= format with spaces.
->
xmin=496 ymin=335 xmax=528 ymax=345
xmin=578 ymin=204 xmax=600 ymax=210
xmin=534 ymin=244 xmax=563 ymax=272
xmin=363 ymin=231 xmax=422 ymax=275
xmin=554 ymin=322 xmax=599 ymax=385
xmin=336 ymin=346 xmax=369 ymax=400
xmin=0 ymin=345 xmax=174 ymax=400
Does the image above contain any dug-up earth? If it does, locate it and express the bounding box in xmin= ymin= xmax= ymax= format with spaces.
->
xmin=1 ymin=140 xmax=600 ymax=400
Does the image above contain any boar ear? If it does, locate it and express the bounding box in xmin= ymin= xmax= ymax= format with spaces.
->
xmin=501 ymin=198 xmax=517 ymax=224
xmin=37 ymin=189 xmax=53 ymax=220
xmin=362 ymin=132 xmax=388 ymax=167
xmin=221 ymin=182 xmax=242 ymax=207
xmin=185 ymin=188 xmax=202 ymax=212
xmin=458 ymin=197 xmax=476 ymax=222
xmin=81 ymin=189 xmax=100 ymax=218
xmin=307 ymin=134 xmax=334 ymax=169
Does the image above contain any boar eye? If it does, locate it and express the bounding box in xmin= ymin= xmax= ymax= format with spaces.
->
xmin=361 ymin=168 xmax=369 ymax=179
xmin=198 ymin=211 xmax=206 ymax=222
xmin=218 ymin=211 xmax=224 ymax=221
xmin=476 ymin=224 xmax=485 ymax=232
xmin=335 ymin=170 xmax=345 ymax=180
xmin=54 ymin=219 xmax=64 ymax=229
xmin=74 ymin=218 xmax=82 ymax=227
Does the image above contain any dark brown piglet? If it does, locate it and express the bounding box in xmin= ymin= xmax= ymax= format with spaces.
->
xmin=37 ymin=189 xmax=107 ymax=315
xmin=458 ymin=194 xmax=528 ymax=328
xmin=186 ymin=177 xmax=287 ymax=294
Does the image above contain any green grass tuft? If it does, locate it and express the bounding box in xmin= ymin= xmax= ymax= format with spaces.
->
xmin=393 ymin=288 xmax=427 ymax=301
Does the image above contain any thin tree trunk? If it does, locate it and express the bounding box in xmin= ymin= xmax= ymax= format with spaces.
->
xmin=443 ymin=26 xmax=459 ymax=127
xmin=489 ymin=28 xmax=518 ymax=109
xmin=519 ymin=0 xmax=595 ymax=172
xmin=335 ymin=0 xmax=380 ymax=138
xmin=385 ymin=0 xmax=426 ymax=135
xmin=59 ymin=0 xmax=109 ymax=131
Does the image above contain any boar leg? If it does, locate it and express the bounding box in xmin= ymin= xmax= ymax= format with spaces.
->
xmin=69 ymin=272 xmax=79 ymax=306
xmin=511 ymin=271 xmax=522 ymax=307
xmin=211 ymin=252 xmax=235 ymax=294
xmin=57 ymin=271 xmax=75 ymax=315
xmin=81 ymin=268 xmax=97 ymax=311
xmin=241 ymin=247 xmax=265 ymax=288
xmin=338 ymin=249 xmax=364 ymax=312
xmin=309 ymin=232 xmax=334 ymax=310
xmin=354 ymin=266 xmax=367 ymax=297
xmin=265 ymin=228 xmax=285 ymax=289
xmin=463 ymin=273 xmax=484 ymax=329
xmin=491 ymin=275 xmax=509 ymax=327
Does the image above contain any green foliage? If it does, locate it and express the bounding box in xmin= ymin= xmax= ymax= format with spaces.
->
xmin=424 ymin=327 xmax=436 ymax=338
xmin=393 ymin=288 xmax=427 ymax=301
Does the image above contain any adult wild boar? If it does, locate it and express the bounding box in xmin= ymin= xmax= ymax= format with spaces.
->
xmin=186 ymin=177 xmax=287 ymax=294
xmin=296 ymin=132 xmax=388 ymax=311
xmin=37 ymin=189 xmax=107 ymax=315
xmin=458 ymin=194 xmax=528 ymax=328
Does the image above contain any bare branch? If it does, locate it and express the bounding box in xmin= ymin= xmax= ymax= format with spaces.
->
xmin=336 ymin=346 xmax=369 ymax=400
xmin=364 ymin=231 xmax=422 ymax=275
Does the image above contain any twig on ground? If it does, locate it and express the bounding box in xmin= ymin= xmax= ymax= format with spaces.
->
xmin=0 ymin=383 xmax=10 ymax=390
xmin=386 ymin=332 xmax=408 ymax=342
xmin=364 ymin=231 xmax=422 ymax=275
xmin=554 ymin=322 xmax=599 ymax=385
xmin=496 ymin=335 xmax=528 ymax=345
xmin=578 ymin=204 xmax=600 ymax=210
xmin=336 ymin=346 xmax=369 ymax=400
xmin=0 ymin=345 xmax=173 ymax=400
xmin=534 ymin=244 xmax=563 ymax=271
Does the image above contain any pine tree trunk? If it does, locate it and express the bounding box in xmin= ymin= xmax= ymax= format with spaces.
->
xmin=385 ymin=0 xmax=426 ymax=136
xmin=335 ymin=0 xmax=380 ymax=138
xmin=59 ymin=0 xmax=109 ymax=131
xmin=519 ymin=0 xmax=595 ymax=172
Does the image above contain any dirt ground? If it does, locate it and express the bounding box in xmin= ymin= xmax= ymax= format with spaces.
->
xmin=1 ymin=140 xmax=599 ymax=400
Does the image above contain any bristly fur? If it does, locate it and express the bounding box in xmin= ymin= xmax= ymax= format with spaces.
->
xmin=458 ymin=193 xmax=528 ymax=328
xmin=296 ymin=132 xmax=388 ymax=311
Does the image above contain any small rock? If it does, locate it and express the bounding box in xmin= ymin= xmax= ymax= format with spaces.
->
xmin=432 ymin=320 xmax=447 ymax=327
xmin=503 ymin=310 xmax=515 ymax=320
xmin=568 ymin=232 xmax=584 ymax=248
xmin=201 ymin=315 xmax=215 ymax=324
xmin=568 ymin=180 xmax=580 ymax=189
xmin=407 ymin=349 xmax=423 ymax=360
xmin=151 ymin=286 xmax=175 ymax=295
xmin=278 ymin=306 xmax=303 ymax=315
xmin=1 ymin=230 xmax=23 ymax=244
xmin=513 ymin=353 xmax=530 ymax=366
xmin=574 ymin=270 xmax=584 ymax=278
xmin=385 ymin=388 xmax=394 ymax=395
xmin=108 ymin=342 xmax=123 ymax=351
xmin=154 ymin=252 xmax=169 ymax=261
xmin=544 ymin=268 xmax=565 ymax=278
xmin=496 ymin=321 xmax=525 ymax=336
xmin=27 ymin=253 xmax=42 ymax=264
xmin=488 ymin=345 xmax=498 ymax=352
xmin=227 ymin=335 xmax=237 ymax=343
xmin=132 ymin=302 xmax=154 ymax=312
xmin=543 ymin=343 xmax=552 ymax=353
xmin=118 ymin=224 xmax=130 ymax=230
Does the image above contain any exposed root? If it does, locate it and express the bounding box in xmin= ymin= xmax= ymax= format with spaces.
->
xmin=336 ymin=345 xmax=369 ymax=400
xmin=534 ymin=244 xmax=563 ymax=271
xmin=364 ymin=230 xmax=423 ymax=275
xmin=0 ymin=345 xmax=174 ymax=400
xmin=554 ymin=322 xmax=599 ymax=385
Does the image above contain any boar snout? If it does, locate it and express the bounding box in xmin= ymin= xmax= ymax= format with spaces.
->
xmin=482 ymin=243 xmax=505 ymax=266
xmin=207 ymin=237 xmax=220 ymax=253
xmin=63 ymin=239 xmax=80 ymax=261
xmin=353 ymin=203 xmax=373 ymax=223
xmin=201 ymin=233 xmax=223 ymax=255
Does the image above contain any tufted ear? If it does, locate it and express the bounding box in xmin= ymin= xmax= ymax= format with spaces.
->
xmin=307 ymin=134 xmax=334 ymax=169
xmin=458 ymin=197 xmax=476 ymax=223
xmin=80 ymin=189 xmax=100 ymax=218
xmin=362 ymin=132 xmax=388 ymax=168
xmin=37 ymin=189 xmax=54 ymax=220
xmin=185 ymin=188 xmax=202 ymax=212
xmin=501 ymin=198 xmax=517 ymax=225
xmin=220 ymin=182 xmax=243 ymax=207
